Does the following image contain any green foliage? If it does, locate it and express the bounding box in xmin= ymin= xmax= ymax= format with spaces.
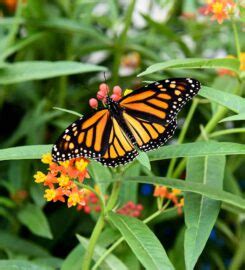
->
xmin=0 ymin=1 xmax=244 ymax=270
xmin=108 ymin=212 xmax=174 ymax=270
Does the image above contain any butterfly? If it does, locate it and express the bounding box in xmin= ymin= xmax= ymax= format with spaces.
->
xmin=52 ymin=78 xmax=201 ymax=167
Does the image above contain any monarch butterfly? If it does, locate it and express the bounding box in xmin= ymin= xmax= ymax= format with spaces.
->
xmin=52 ymin=78 xmax=201 ymax=167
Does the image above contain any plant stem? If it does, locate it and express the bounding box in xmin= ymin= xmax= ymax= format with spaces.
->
xmin=112 ymin=0 xmax=136 ymax=84
xmin=81 ymin=179 xmax=121 ymax=270
xmin=209 ymin=128 xmax=245 ymax=138
xmin=106 ymin=181 xmax=121 ymax=212
xmin=231 ymin=19 xmax=241 ymax=59
xmin=82 ymin=213 xmax=105 ymax=270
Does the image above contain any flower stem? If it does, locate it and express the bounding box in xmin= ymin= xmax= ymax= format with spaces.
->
xmin=112 ymin=0 xmax=136 ymax=84
xmin=81 ymin=213 xmax=105 ymax=270
xmin=231 ymin=19 xmax=241 ymax=59
xmin=106 ymin=181 xmax=121 ymax=212
xmin=81 ymin=179 xmax=121 ymax=270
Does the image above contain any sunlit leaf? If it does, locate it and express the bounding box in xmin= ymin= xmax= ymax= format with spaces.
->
xmin=0 ymin=61 xmax=107 ymax=84
xmin=138 ymin=58 xmax=240 ymax=76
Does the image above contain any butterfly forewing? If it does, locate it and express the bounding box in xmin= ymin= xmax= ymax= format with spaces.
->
xmin=120 ymin=78 xmax=201 ymax=125
xmin=52 ymin=109 xmax=111 ymax=162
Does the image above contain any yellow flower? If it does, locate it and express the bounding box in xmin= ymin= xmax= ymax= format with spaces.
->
xmin=124 ymin=89 xmax=133 ymax=96
xmin=67 ymin=191 xmax=84 ymax=207
xmin=75 ymin=159 xmax=88 ymax=172
xmin=58 ymin=174 xmax=70 ymax=187
xmin=240 ymin=53 xmax=245 ymax=71
xmin=179 ymin=198 xmax=184 ymax=206
xmin=34 ymin=171 xmax=46 ymax=183
xmin=172 ymin=189 xmax=182 ymax=196
xmin=41 ymin=153 xmax=53 ymax=164
xmin=59 ymin=160 xmax=70 ymax=168
xmin=44 ymin=189 xmax=56 ymax=201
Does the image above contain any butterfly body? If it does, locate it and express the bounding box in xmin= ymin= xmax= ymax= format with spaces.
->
xmin=52 ymin=78 xmax=201 ymax=167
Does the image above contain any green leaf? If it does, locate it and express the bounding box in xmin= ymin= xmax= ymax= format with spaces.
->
xmin=17 ymin=203 xmax=53 ymax=239
xmin=0 ymin=231 xmax=50 ymax=257
xmin=0 ymin=61 xmax=107 ymax=85
xmin=36 ymin=18 xmax=109 ymax=44
xmin=136 ymin=151 xmax=151 ymax=170
xmin=108 ymin=212 xmax=174 ymax=270
xmin=148 ymin=141 xmax=245 ymax=161
xmin=105 ymin=177 xmax=245 ymax=212
xmin=0 ymin=260 xmax=53 ymax=270
xmin=0 ymin=145 xmax=52 ymax=160
xmin=138 ymin=58 xmax=240 ymax=76
xmin=219 ymin=113 xmax=245 ymax=122
xmin=61 ymin=244 xmax=85 ymax=270
xmin=184 ymin=156 xmax=225 ymax=270
xmin=33 ymin=257 xmax=63 ymax=270
xmin=1 ymin=141 xmax=244 ymax=162
xmin=53 ymin=107 xmax=83 ymax=117
xmin=77 ymin=235 xmax=128 ymax=270
xmin=199 ymin=87 xmax=245 ymax=114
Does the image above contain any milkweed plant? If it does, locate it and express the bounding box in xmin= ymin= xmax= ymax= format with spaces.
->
xmin=0 ymin=1 xmax=244 ymax=270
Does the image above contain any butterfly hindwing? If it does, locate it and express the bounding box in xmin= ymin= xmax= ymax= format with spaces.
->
xmin=52 ymin=109 xmax=111 ymax=161
xmin=120 ymin=78 xmax=200 ymax=125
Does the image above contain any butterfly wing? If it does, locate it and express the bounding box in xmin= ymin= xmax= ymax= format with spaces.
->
xmin=97 ymin=116 xmax=138 ymax=167
xmin=119 ymin=78 xmax=201 ymax=125
xmin=122 ymin=110 xmax=177 ymax=152
xmin=52 ymin=109 xmax=111 ymax=162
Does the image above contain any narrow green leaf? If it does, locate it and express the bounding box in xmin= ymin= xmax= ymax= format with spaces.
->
xmin=77 ymin=235 xmax=128 ymax=270
xmin=0 ymin=145 xmax=52 ymax=160
xmin=148 ymin=141 xmax=245 ymax=161
xmin=199 ymin=87 xmax=245 ymax=114
xmin=53 ymin=107 xmax=83 ymax=117
xmin=17 ymin=203 xmax=53 ymax=239
xmin=184 ymin=156 xmax=225 ymax=270
xmin=136 ymin=151 xmax=151 ymax=170
xmin=219 ymin=113 xmax=245 ymax=122
xmin=138 ymin=58 xmax=240 ymax=76
xmin=108 ymin=212 xmax=174 ymax=270
xmin=61 ymin=244 xmax=85 ymax=270
xmin=0 ymin=231 xmax=50 ymax=257
xmin=1 ymin=141 xmax=244 ymax=162
xmin=0 ymin=260 xmax=52 ymax=270
xmin=0 ymin=61 xmax=107 ymax=84
xmin=104 ymin=177 xmax=245 ymax=212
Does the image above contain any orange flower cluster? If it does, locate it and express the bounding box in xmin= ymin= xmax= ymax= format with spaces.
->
xmin=34 ymin=153 xmax=90 ymax=208
xmin=117 ymin=201 xmax=143 ymax=217
xmin=200 ymin=0 xmax=236 ymax=24
xmin=154 ymin=186 xmax=184 ymax=214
